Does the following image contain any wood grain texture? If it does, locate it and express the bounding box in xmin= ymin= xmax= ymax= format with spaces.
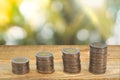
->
xmin=0 ymin=45 xmax=120 ymax=80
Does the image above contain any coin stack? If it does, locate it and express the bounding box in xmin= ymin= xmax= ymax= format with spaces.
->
xmin=12 ymin=57 xmax=29 ymax=75
xmin=62 ymin=48 xmax=81 ymax=73
xmin=36 ymin=52 xmax=54 ymax=74
xmin=89 ymin=42 xmax=107 ymax=74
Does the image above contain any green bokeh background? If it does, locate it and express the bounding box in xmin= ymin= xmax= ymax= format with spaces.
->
xmin=0 ymin=0 xmax=119 ymax=45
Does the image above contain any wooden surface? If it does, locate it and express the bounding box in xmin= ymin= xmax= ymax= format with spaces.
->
xmin=0 ymin=45 xmax=120 ymax=80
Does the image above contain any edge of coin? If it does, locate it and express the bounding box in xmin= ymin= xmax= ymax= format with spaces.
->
xmin=12 ymin=57 xmax=29 ymax=64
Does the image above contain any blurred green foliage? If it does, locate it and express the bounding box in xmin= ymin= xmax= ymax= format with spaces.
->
xmin=0 ymin=0 xmax=119 ymax=45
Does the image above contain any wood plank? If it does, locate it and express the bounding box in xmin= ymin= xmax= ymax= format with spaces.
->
xmin=0 ymin=45 xmax=120 ymax=80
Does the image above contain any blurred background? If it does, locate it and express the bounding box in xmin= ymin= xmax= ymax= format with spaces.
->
xmin=0 ymin=0 xmax=120 ymax=45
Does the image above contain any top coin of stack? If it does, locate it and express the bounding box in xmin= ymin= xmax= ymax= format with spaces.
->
xmin=36 ymin=52 xmax=54 ymax=74
xmin=12 ymin=57 xmax=29 ymax=75
xmin=62 ymin=48 xmax=81 ymax=73
xmin=89 ymin=42 xmax=107 ymax=74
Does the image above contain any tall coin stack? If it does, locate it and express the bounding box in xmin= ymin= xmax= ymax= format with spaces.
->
xmin=89 ymin=42 xmax=107 ymax=74
xmin=12 ymin=57 xmax=29 ymax=75
xmin=62 ymin=48 xmax=81 ymax=73
xmin=36 ymin=52 xmax=54 ymax=74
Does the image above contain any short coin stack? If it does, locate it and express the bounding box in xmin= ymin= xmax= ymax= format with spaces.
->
xmin=89 ymin=42 xmax=107 ymax=74
xmin=12 ymin=57 xmax=29 ymax=75
xmin=36 ymin=52 xmax=54 ymax=74
xmin=62 ymin=48 xmax=81 ymax=73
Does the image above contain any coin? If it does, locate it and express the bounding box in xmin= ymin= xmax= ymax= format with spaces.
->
xmin=12 ymin=57 xmax=29 ymax=75
xmin=64 ymin=68 xmax=80 ymax=73
xmin=89 ymin=42 xmax=107 ymax=74
xmin=36 ymin=52 xmax=53 ymax=60
xmin=62 ymin=48 xmax=81 ymax=73
xmin=62 ymin=48 xmax=79 ymax=57
xmin=89 ymin=68 xmax=106 ymax=74
xmin=36 ymin=52 xmax=54 ymax=74
xmin=38 ymin=70 xmax=54 ymax=74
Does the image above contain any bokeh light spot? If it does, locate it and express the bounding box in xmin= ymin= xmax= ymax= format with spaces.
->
xmin=77 ymin=29 xmax=89 ymax=41
xmin=4 ymin=26 xmax=26 ymax=45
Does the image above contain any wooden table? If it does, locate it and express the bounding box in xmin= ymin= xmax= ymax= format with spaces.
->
xmin=0 ymin=45 xmax=120 ymax=80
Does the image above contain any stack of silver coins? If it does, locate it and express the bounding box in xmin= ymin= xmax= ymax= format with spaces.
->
xmin=62 ymin=48 xmax=81 ymax=73
xmin=12 ymin=57 xmax=29 ymax=75
xmin=36 ymin=52 xmax=54 ymax=74
xmin=89 ymin=42 xmax=107 ymax=74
